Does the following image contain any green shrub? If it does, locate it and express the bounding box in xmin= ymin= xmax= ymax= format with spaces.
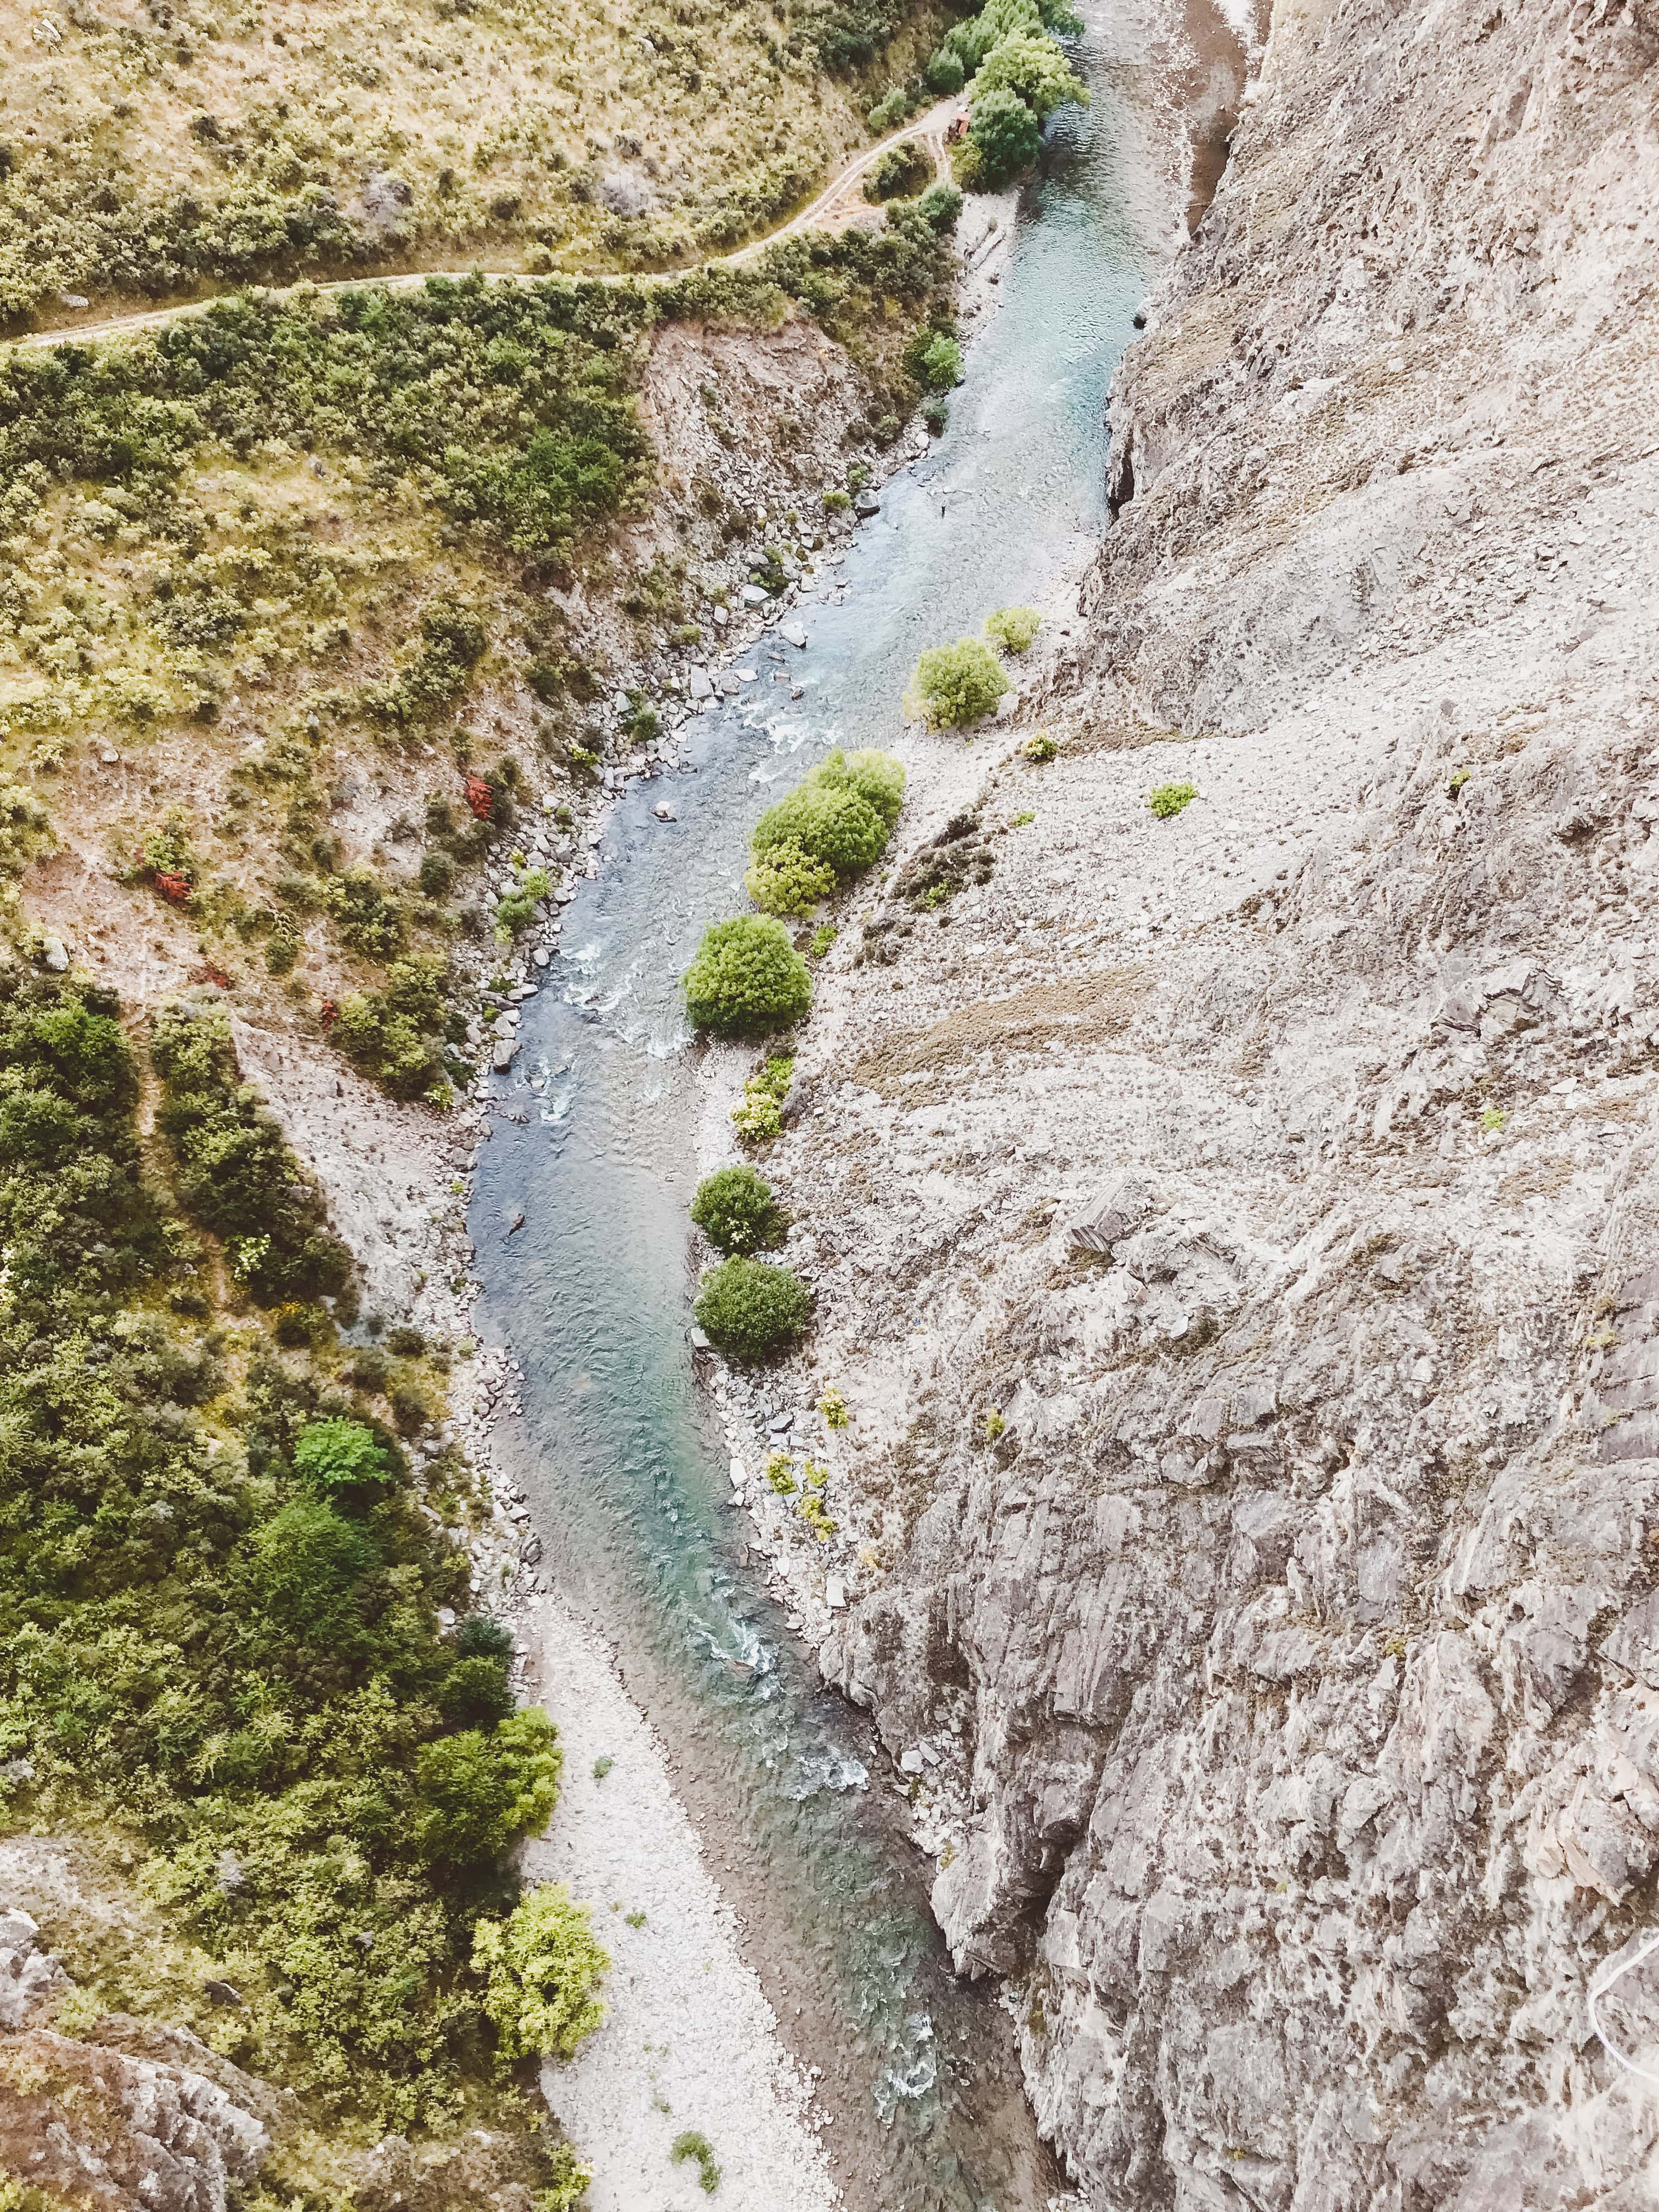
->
xmin=968 ymin=88 xmax=1043 ymax=184
xmin=905 ymin=330 xmax=964 ymax=391
xmin=974 ymin=30 xmax=1090 ymax=120
xmin=730 ymin=1054 xmax=794 ymax=1141
xmin=1023 ymin=730 xmax=1058 ymax=763
xmin=691 ymin=1166 xmax=788 ymax=1255
xmin=473 ymin=1883 xmax=610 ymax=2062
xmin=684 ymin=917 xmax=811 ymax=1035
xmin=535 ymin=2141 xmax=595 ymax=2210
xmin=670 ymin=2131 xmax=722 ymax=2196
xmin=419 ymin=849 xmax=458 ymax=898
xmin=745 ymin=838 xmax=837 ymax=917
xmin=986 ymin=606 xmax=1042 ymax=653
xmin=751 ymin=782 xmax=885 ymax=877
xmin=925 ymin=46 xmax=967 ymax=92
xmin=820 ymin=747 xmax=907 ymax=829
xmin=437 ymin=1654 xmax=515 ymax=1730
xmin=1149 ymin=781 xmax=1198 ymax=819
xmin=495 ymin=866 xmax=552 ymax=941
xmin=326 ymin=868 xmax=406 ymax=961
xmin=414 ymin=1707 xmax=563 ymax=1866
xmin=916 ymin=183 xmax=965 ymax=237
xmin=150 ymin=1000 xmax=356 ymax=1308
xmin=863 ymin=143 xmax=933 ymax=205
xmin=906 ymin=637 xmax=1010 ymax=727
xmin=293 ymin=1415 xmax=394 ymax=1494
xmin=247 ymin=1497 xmax=378 ymax=1640
xmin=332 ymin=953 xmax=453 ymax=1102
xmin=694 ymin=1259 xmax=812 ymax=1362
xmin=822 ymin=489 xmax=851 ymax=513
xmin=750 ymin=748 xmax=905 ymax=890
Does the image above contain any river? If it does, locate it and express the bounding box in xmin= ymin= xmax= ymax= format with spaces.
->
xmin=470 ymin=25 xmax=1160 ymax=2207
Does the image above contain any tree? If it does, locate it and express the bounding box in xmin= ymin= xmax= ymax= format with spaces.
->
xmin=472 ymin=1883 xmax=610 ymax=2062
xmin=684 ymin=916 xmax=812 ymax=1035
xmin=906 ymin=635 xmax=1011 ymax=727
xmin=973 ymin=30 xmax=1089 ymax=120
xmin=292 ymin=1416 xmax=392 ymax=1494
xmin=694 ymin=1259 xmax=812 ymax=1361
xmin=413 ymin=1707 xmax=563 ymax=1865
xmin=968 ymin=87 xmax=1042 ymax=185
xmin=247 ymin=1498 xmax=375 ymax=1639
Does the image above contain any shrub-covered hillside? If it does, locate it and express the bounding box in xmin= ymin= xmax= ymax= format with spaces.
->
xmin=0 ymin=0 xmax=941 ymax=325
xmin=0 ymin=963 xmax=604 ymax=2174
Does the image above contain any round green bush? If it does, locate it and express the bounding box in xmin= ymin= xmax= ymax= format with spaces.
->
xmin=819 ymin=746 xmax=907 ymax=828
xmin=907 ymin=636 xmax=1010 ymax=728
xmin=752 ymin=780 xmax=888 ymax=876
xmin=968 ymin=87 xmax=1043 ymax=185
xmin=684 ymin=916 xmax=811 ymax=1035
xmin=413 ymin=1706 xmax=562 ymax=1866
xmin=985 ymin=605 xmax=1042 ymax=653
xmin=694 ymin=1258 xmax=812 ymax=1362
xmin=691 ymin=1165 xmax=787 ymax=1255
xmin=746 ymin=837 xmax=837 ymax=917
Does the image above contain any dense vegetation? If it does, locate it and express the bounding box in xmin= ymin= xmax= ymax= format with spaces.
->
xmin=0 ymin=966 xmax=596 ymax=2138
xmin=927 ymin=0 xmax=1088 ymax=189
xmin=2 ymin=0 xmax=938 ymax=323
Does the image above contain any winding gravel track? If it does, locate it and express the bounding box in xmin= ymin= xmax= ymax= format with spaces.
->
xmin=10 ymin=100 xmax=960 ymax=354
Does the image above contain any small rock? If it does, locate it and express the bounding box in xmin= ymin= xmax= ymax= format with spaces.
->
xmin=827 ymin=1577 xmax=847 ymax=1610
xmin=99 ymin=745 xmax=120 ymax=765
xmin=653 ymin=800 xmax=678 ymax=822
xmin=437 ymin=1606 xmax=458 ymax=1629
xmin=853 ymin=492 xmax=881 ymax=518
xmin=898 ymin=1747 xmax=926 ymax=1776
xmin=780 ymin=619 xmax=808 ymax=649
xmin=215 ymin=1849 xmax=246 ymax=1894
xmin=505 ymin=1209 xmax=526 ymax=1237
xmin=712 ymin=606 xmax=730 ymax=629
xmin=688 ymin=665 xmax=714 ymax=701
xmin=203 ymin=1978 xmax=244 ymax=2007
xmin=740 ymin=584 xmax=769 ymax=609
xmin=40 ymin=938 xmax=67 ymax=974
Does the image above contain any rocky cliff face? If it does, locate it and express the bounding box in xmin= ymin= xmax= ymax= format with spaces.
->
xmin=764 ymin=0 xmax=1659 ymax=2199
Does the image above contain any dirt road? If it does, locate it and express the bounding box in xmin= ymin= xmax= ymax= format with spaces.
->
xmin=12 ymin=100 xmax=963 ymax=354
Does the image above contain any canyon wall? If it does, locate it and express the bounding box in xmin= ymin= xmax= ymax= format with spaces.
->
xmin=773 ymin=0 xmax=1659 ymax=2199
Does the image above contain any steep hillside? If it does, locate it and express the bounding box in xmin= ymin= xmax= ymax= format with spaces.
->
xmin=0 ymin=0 xmax=940 ymax=324
xmin=744 ymin=0 xmax=1659 ymax=2200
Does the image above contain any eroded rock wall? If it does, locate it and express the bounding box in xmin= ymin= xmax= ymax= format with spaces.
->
xmin=760 ymin=0 xmax=1659 ymax=2200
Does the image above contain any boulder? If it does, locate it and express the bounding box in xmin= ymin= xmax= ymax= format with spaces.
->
xmin=780 ymin=619 xmax=808 ymax=649
xmin=358 ymin=171 xmax=413 ymax=232
xmin=687 ymin=665 xmax=714 ymax=700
